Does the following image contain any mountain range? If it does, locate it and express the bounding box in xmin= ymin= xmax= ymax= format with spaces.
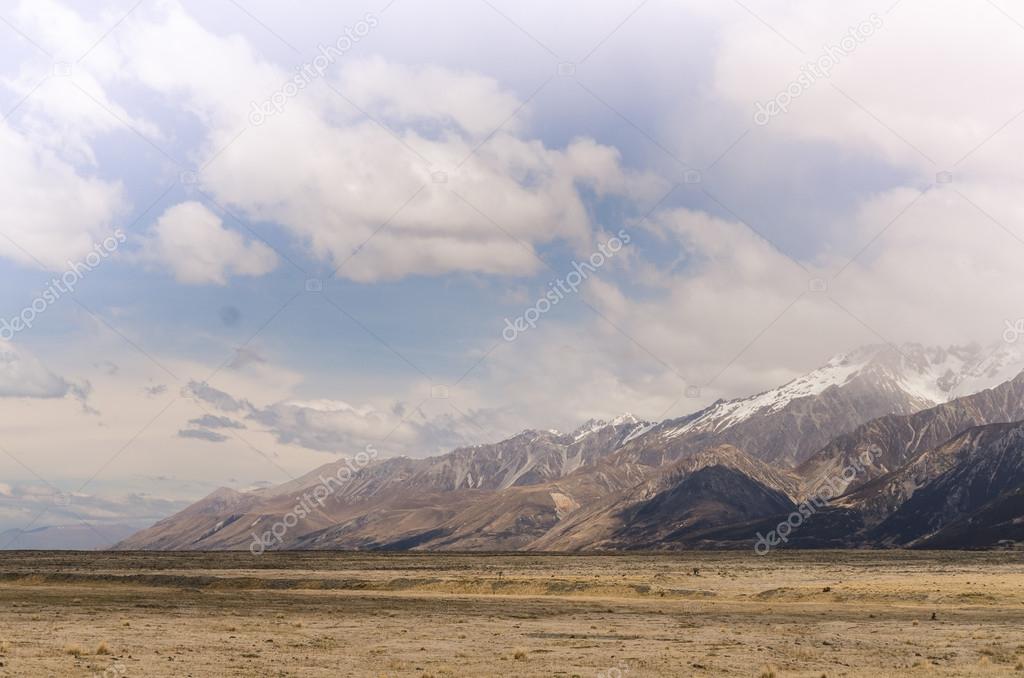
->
xmin=116 ymin=342 xmax=1024 ymax=552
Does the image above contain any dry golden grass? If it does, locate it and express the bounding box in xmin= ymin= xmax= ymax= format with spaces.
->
xmin=0 ymin=550 xmax=1020 ymax=676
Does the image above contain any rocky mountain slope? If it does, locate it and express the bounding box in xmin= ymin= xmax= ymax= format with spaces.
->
xmin=799 ymin=369 xmax=1024 ymax=500
xmin=527 ymin=445 xmax=799 ymax=550
xmin=115 ymin=417 xmax=649 ymax=551
xmin=870 ymin=421 xmax=1024 ymax=546
xmin=914 ymin=486 xmax=1024 ymax=548
xmin=832 ymin=422 xmax=1023 ymax=527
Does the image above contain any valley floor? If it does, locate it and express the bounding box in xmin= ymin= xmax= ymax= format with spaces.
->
xmin=0 ymin=550 xmax=1022 ymax=677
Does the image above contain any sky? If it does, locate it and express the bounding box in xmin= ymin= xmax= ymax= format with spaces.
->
xmin=2 ymin=0 xmax=1024 ymax=536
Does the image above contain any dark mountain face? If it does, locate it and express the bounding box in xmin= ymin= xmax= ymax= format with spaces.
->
xmin=833 ymin=422 xmax=1021 ymax=528
xmin=914 ymin=486 xmax=1024 ymax=549
xmin=671 ymin=418 xmax=1024 ymax=552
xmin=661 ymin=506 xmax=868 ymax=552
xmin=870 ymin=423 xmax=1024 ymax=546
xmin=606 ymin=465 xmax=795 ymax=550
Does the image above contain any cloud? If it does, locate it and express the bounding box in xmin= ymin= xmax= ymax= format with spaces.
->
xmin=0 ymin=0 xmax=177 ymax=272
xmin=227 ymin=346 xmax=266 ymax=371
xmin=245 ymin=399 xmax=398 ymax=453
xmin=140 ymin=202 xmax=278 ymax=285
xmin=182 ymin=381 xmax=250 ymax=413
xmin=144 ymin=384 xmax=168 ymax=397
xmin=94 ymin=360 xmax=119 ymax=376
xmin=0 ymin=480 xmax=189 ymax=532
xmin=43 ymin=1 xmax=665 ymax=283
xmin=465 ymin=182 xmax=1024 ymax=428
xmin=188 ymin=414 xmax=245 ymax=430
xmin=199 ymin=112 xmax=664 ymax=282
xmin=0 ymin=342 xmax=74 ymax=399
xmin=0 ymin=122 xmax=125 ymax=270
xmin=709 ymin=0 xmax=1024 ymax=173
xmin=826 ymin=186 xmax=1024 ymax=346
xmin=341 ymin=58 xmax=525 ymax=139
xmin=66 ymin=380 xmax=98 ymax=415
xmin=250 ymin=398 xmax=485 ymax=456
xmin=177 ymin=428 xmax=229 ymax=443
xmin=185 ymin=379 xmax=480 ymax=456
xmin=6 ymin=0 xmax=1024 ymax=467
xmin=0 ymin=342 xmax=100 ymax=416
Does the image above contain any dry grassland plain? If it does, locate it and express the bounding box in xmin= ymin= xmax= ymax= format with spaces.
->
xmin=0 ymin=550 xmax=1022 ymax=677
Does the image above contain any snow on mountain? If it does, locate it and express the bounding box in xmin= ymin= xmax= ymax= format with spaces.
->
xmin=663 ymin=342 xmax=1024 ymax=442
xmin=663 ymin=353 xmax=869 ymax=441
xmin=571 ymin=414 xmax=641 ymax=442
xmin=862 ymin=342 xmax=1024 ymax=404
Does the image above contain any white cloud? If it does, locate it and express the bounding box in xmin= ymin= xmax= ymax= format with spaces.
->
xmin=45 ymin=1 xmax=666 ymax=283
xmin=198 ymin=112 xmax=664 ymax=282
xmin=0 ymin=121 xmax=125 ymax=269
xmin=0 ymin=341 xmax=75 ymax=399
xmin=0 ymin=0 xmax=170 ymax=271
xmin=341 ymin=58 xmax=525 ymax=138
xmin=709 ymin=0 xmax=1024 ymax=173
xmin=468 ymin=181 xmax=1024 ymax=428
xmin=0 ymin=480 xmax=188 ymax=532
xmin=248 ymin=398 xmax=402 ymax=453
xmin=140 ymin=201 xmax=278 ymax=285
xmin=182 ymin=379 xmax=482 ymax=457
xmin=828 ymin=185 xmax=1024 ymax=345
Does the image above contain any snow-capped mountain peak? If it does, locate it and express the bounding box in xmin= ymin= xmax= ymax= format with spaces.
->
xmin=663 ymin=343 xmax=1024 ymax=442
xmin=586 ymin=342 xmax=1024 ymax=468
xmin=571 ymin=413 xmax=643 ymax=441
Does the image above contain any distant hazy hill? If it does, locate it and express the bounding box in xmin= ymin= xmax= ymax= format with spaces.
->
xmin=2 ymin=524 xmax=139 ymax=550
